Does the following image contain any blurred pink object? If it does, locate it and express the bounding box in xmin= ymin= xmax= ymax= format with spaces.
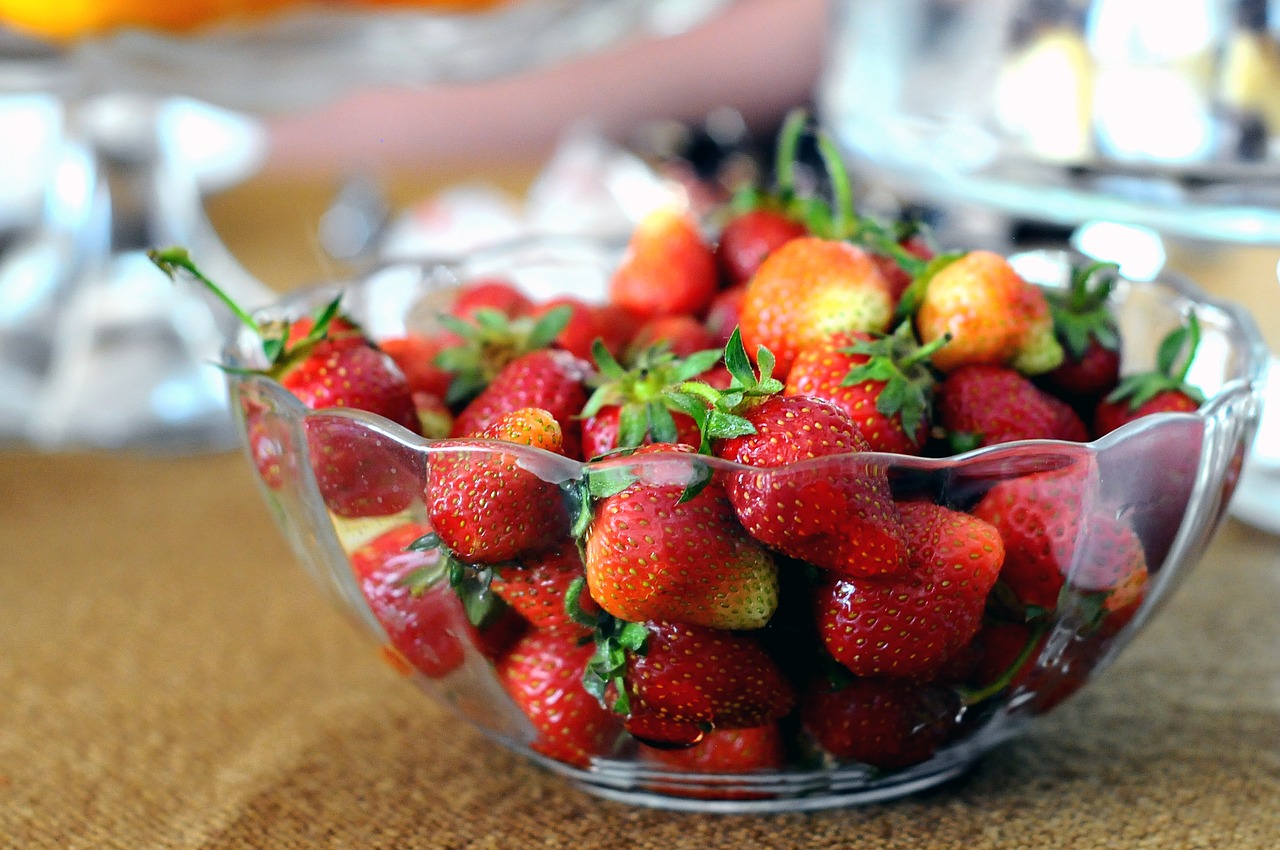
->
xmin=264 ymin=0 xmax=824 ymax=173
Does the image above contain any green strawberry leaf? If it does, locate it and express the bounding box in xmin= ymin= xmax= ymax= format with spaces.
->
xmin=647 ymin=402 xmax=679 ymax=445
xmin=586 ymin=464 xmax=638 ymax=500
xmin=676 ymin=459 xmax=713 ymax=505
xmin=406 ymin=532 xmax=442 ymax=552
xmin=893 ymin=251 xmax=964 ymax=324
xmin=617 ymin=404 xmax=650 ymax=449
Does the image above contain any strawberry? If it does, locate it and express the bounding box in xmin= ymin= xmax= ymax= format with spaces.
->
xmin=1093 ymin=313 xmax=1205 ymax=437
xmin=1041 ymin=261 xmax=1122 ymax=401
xmin=679 ymin=331 xmax=908 ymax=578
xmin=491 ymin=541 xmax=597 ymax=634
xmin=410 ymin=391 xmax=453 ymax=438
xmin=971 ymin=463 xmax=1148 ymax=617
xmin=627 ymin=315 xmax=717 ymax=361
xmin=532 ymin=296 xmax=600 ymax=361
xmin=588 ymin=620 xmax=796 ymax=747
xmin=581 ymin=443 xmax=779 ymax=631
xmin=784 ymin=323 xmax=947 ymax=454
xmin=497 ymin=628 xmax=624 ymax=768
xmin=349 ymin=522 xmax=468 ymax=679
xmin=936 ymin=364 xmax=1088 ymax=451
xmin=717 ymin=209 xmax=809 ymax=287
xmin=428 ymin=407 xmax=571 ymax=564
xmin=814 ymin=501 xmax=1003 ymax=679
xmin=449 ymin=277 xmax=533 ymax=320
xmin=379 ymin=333 xmax=453 ymax=400
xmin=149 ymin=248 xmax=423 ymax=517
xmin=579 ymin=341 xmax=720 ymax=459
xmin=433 ymin=303 xmax=574 ymax=406
xmin=609 ymin=206 xmax=719 ymax=320
xmin=591 ymin=303 xmax=645 ymax=359
xmin=451 ymin=348 xmax=592 ymax=459
xmin=800 ymin=678 xmax=959 ymax=768
xmin=641 ymin=724 xmax=786 ymax=799
xmin=871 ymin=229 xmax=935 ymax=304
xmin=912 ymin=249 xmax=1063 ymax=375
xmin=738 ymin=237 xmax=896 ymax=378
xmin=704 ymin=284 xmax=747 ymax=348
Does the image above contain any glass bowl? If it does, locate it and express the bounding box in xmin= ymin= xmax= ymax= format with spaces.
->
xmin=224 ymin=237 xmax=1267 ymax=812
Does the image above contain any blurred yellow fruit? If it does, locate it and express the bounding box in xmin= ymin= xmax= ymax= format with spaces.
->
xmin=0 ymin=0 xmax=507 ymax=40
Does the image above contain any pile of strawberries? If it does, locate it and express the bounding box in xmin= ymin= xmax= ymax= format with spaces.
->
xmin=151 ymin=113 xmax=1209 ymax=793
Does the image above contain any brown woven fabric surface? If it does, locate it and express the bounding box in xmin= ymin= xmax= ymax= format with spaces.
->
xmin=2 ymin=450 xmax=1279 ymax=849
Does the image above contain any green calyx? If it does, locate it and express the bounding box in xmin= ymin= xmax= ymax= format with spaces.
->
xmin=663 ymin=327 xmax=782 ymax=454
xmin=1106 ymin=312 xmax=1206 ymax=410
xmin=580 ymin=339 xmax=722 ymax=453
xmin=568 ymin=576 xmax=649 ymax=715
xmin=1047 ymin=261 xmax=1122 ymax=360
xmin=840 ymin=322 xmax=949 ymax=439
xmin=434 ymin=305 xmax=573 ymax=406
xmin=405 ymin=532 xmax=506 ymax=628
xmin=148 ymin=246 xmax=357 ymax=376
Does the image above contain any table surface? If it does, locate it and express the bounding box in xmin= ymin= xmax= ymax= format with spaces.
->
xmin=4 ymin=172 xmax=1280 ymax=849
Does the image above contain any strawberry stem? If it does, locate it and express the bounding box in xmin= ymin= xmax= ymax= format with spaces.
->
xmin=774 ymin=108 xmax=808 ymax=200
xmin=148 ymin=247 xmax=260 ymax=334
xmin=956 ymin=619 xmax=1051 ymax=706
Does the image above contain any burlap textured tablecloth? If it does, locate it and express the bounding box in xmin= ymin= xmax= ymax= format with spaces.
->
xmin=3 ymin=176 xmax=1280 ymax=848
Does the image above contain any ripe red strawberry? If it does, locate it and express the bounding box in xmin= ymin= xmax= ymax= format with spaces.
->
xmin=434 ymin=302 xmax=575 ymax=406
xmin=641 ymin=724 xmax=786 ymax=799
xmin=579 ymin=342 xmax=719 ymax=459
xmin=497 ymin=628 xmax=624 ymax=768
xmin=1041 ymin=261 xmax=1122 ymax=401
xmin=609 ymin=206 xmax=718 ymax=320
xmin=450 ymin=277 xmax=533 ymax=320
xmin=349 ymin=522 xmax=467 ymax=679
xmin=717 ymin=208 xmax=808 ymax=286
xmin=428 ymin=407 xmax=571 ymax=564
xmin=532 ymin=296 xmax=600 ymax=361
xmin=591 ymin=303 xmax=645 ymax=358
xmin=800 ymin=678 xmax=959 ymax=768
xmin=937 ymin=364 xmax=1088 ymax=451
xmin=913 ymin=249 xmax=1063 ymax=375
xmin=149 ymin=248 xmax=423 ymax=517
xmin=704 ymin=284 xmax=747 ymax=348
xmin=814 ymin=501 xmax=1004 ymax=679
xmin=451 ymin=348 xmax=592 ymax=459
xmin=627 ymin=315 xmax=717 ymax=361
xmin=738 ymin=237 xmax=896 ymax=379
xmin=582 ymin=443 xmax=779 ymax=631
xmin=379 ymin=333 xmax=453 ymax=400
xmin=602 ymin=621 xmax=796 ymax=747
xmin=491 ymin=541 xmax=597 ymax=634
xmin=971 ymin=464 xmax=1149 ymax=616
xmin=304 ymin=415 xmax=426 ymax=517
xmin=685 ymin=333 xmax=908 ymax=578
xmin=1093 ymin=314 xmax=1205 ymax=437
xmin=784 ymin=324 xmax=947 ymax=455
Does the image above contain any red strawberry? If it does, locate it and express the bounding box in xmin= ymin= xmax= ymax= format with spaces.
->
xmin=533 ymin=296 xmax=600 ymax=361
xmin=1093 ymin=313 xmax=1205 ymax=437
xmin=428 ymin=407 xmax=571 ymax=564
xmin=304 ymin=414 xmax=425 ymax=517
xmin=738 ymin=237 xmax=896 ymax=379
xmin=1041 ymin=261 xmax=1122 ymax=401
xmin=450 ymin=277 xmax=533 ymax=320
xmin=602 ymin=621 xmax=796 ymax=747
xmin=814 ymin=501 xmax=1004 ymax=679
xmin=379 ymin=333 xmax=454 ymax=400
xmin=609 ymin=206 xmax=718 ymax=320
xmin=491 ymin=541 xmax=597 ymax=634
xmin=451 ymin=348 xmax=592 ymax=459
xmin=434 ymin=302 xmax=576 ymax=406
xmin=497 ymin=628 xmax=624 ymax=768
xmin=800 ymin=678 xmax=959 ymax=768
xmin=971 ymin=463 xmax=1148 ymax=617
xmin=349 ymin=522 xmax=467 ymax=679
xmin=627 ymin=315 xmax=717 ymax=361
xmin=704 ymin=284 xmax=747 ymax=348
xmin=582 ymin=443 xmax=779 ymax=631
xmin=872 ymin=230 xmax=935 ymax=304
xmin=687 ymin=334 xmax=908 ymax=578
xmin=937 ymin=364 xmax=1088 ymax=451
xmin=591 ymin=303 xmax=645 ymax=358
xmin=913 ymin=250 xmax=1063 ymax=375
xmin=641 ymin=724 xmax=785 ymax=800
xmin=716 ymin=208 xmax=808 ymax=287
xmin=784 ymin=324 xmax=946 ymax=455
xmin=579 ymin=342 xmax=719 ymax=459
xmin=149 ymin=248 xmax=423 ymax=517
